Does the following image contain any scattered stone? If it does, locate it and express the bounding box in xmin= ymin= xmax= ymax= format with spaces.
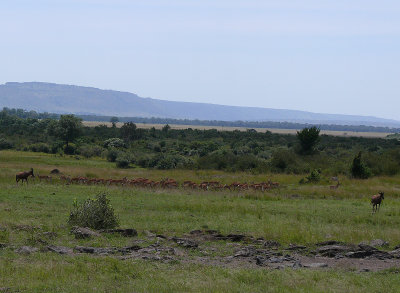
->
xmin=50 ymin=168 xmax=60 ymax=174
xmin=303 ymin=263 xmax=328 ymax=268
xmin=370 ymin=239 xmax=389 ymax=248
xmin=71 ymin=227 xmax=101 ymax=239
xmin=287 ymin=244 xmax=307 ymax=251
xmin=269 ymin=257 xmax=283 ymax=263
xmin=316 ymin=240 xmax=345 ymax=246
xmin=263 ymin=240 xmax=281 ymax=248
xmin=156 ymin=234 xmax=167 ymax=239
xmin=234 ymin=247 xmax=255 ymax=257
xmin=205 ymin=230 xmax=219 ymax=235
xmin=317 ymin=245 xmax=355 ymax=257
xmin=15 ymin=246 xmax=38 ymax=254
xmin=143 ymin=230 xmax=156 ymax=238
xmin=358 ymin=268 xmax=370 ymax=273
xmin=189 ymin=229 xmax=203 ymax=235
xmin=46 ymin=245 xmax=73 ymax=255
xmin=292 ymin=261 xmax=303 ymax=269
xmin=172 ymin=237 xmax=198 ymax=248
xmin=74 ymin=246 xmax=116 ymax=255
xmin=255 ymin=256 xmax=265 ymax=266
xmin=389 ymin=248 xmax=400 ymax=258
xmin=100 ymin=228 xmax=137 ymax=237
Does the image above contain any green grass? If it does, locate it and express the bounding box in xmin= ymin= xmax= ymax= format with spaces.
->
xmin=2 ymin=150 xmax=400 ymax=292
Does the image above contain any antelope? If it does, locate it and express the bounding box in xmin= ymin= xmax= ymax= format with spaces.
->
xmin=38 ymin=175 xmax=52 ymax=183
xmin=16 ymin=168 xmax=35 ymax=184
xmin=330 ymin=181 xmax=340 ymax=190
xmin=371 ymin=192 xmax=384 ymax=213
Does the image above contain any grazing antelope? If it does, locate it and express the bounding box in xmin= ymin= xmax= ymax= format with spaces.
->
xmin=371 ymin=192 xmax=384 ymax=213
xmin=330 ymin=181 xmax=340 ymax=190
xmin=38 ymin=175 xmax=52 ymax=183
xmin=16 ymin=168 xmax=35 ymax=184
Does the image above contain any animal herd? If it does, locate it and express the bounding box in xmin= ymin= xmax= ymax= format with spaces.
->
xmin=15 ymin=168 xmax=385 ymax=213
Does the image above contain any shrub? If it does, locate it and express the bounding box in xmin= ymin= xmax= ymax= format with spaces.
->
xmin=64 ymin=143 xmax=77 ymax=155
xmin=104 ymin=138 xmax=125 ymax=149
xmin=30 ymin=143 xmax=50 ymax=153
xmin=116 ymin=154 xmax=132 ymax=168
xmin=79 ymin=144 xmax=103 ymax=158
xmin=68 ymin=193 xmax=119 ymax=230
xmin=106 ymin=148 xmax=119 ymax=162
xmin=351 ymin=152 xmax=371 ymax=179
xmin=271 ymin=149 xmax=297 ymax=172
xmin=296 ymin=126 xmax=320 ymax=154
xmin=0 ymin=138 xmax=13 ymax=150
xmin=306 ymin=169 xmax=321 ymax=183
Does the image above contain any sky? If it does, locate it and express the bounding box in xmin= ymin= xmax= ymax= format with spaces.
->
xmin=1 ymin=0 xmax=400 ymax=120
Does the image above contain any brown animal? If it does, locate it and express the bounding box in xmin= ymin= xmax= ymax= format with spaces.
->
xmin=371 ymin=192 xmax=384 ymax=213
xmin=330 ymin=181 xmax=340 ymax=190
xmin=16 ymin=168 xmax=35 ymax=184
xmin=38 ymin=175 xmax=52 ymax=183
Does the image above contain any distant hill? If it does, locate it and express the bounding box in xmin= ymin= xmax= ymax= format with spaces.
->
xmin=1 ymin=82 xmax=399 ymax=127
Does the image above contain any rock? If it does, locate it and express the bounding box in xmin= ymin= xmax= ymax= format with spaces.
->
xmin=205 ymin=229 xmax=219 ymax=235
xmin=50 ymin=169 xmax=60 ymax=174
xmin=358 ymin=268 xmax=370 ymax=273
xmin=74 ymin=246 xmax=116 ymax=255
xmin=71 ymin=227 xmax=101 ymax=239
xmin=292 ymin=261 xmax=303 ymax=269
xmin=172 ymin=237 xmax=198 ymax=248
xmin=15 ymin=246 xmax=38 ymax=254
xmin=100 ymin=228 xmax=137 ymax=237
xmin=255 ymin=256 xmax=266 ymax=266
xmin=303 ymin=263 xmax=328 ymax=268
xmin=316 ymin=240 xmax=345 ymax=246
xmin=143 ymin=230 xmax=156 ymax=238
xmin=269 ymin=257 xmax=283 ymax=263
xmin=286 ymin=244 xmax=307 ymax=251
xmin=234 ymin=247 xmax=255 ymax=257
xmin=263 ymin=240 xmax=281 ymax=248
xmin=226 ymin=234 xmax=246 ymax=242
xmin=389 ymin=248 xmax=400 ymax=258
xmin=190 ymin=229 xmax=203 ymax=235
xmin=370 ymin=239 xmax=389 ymax=248
xmin=46 ymin=245 xmax=73 ymax=255
xmin=316 ymin=245 xmax=355 ymax=257
xmin=345 ymin=244 xmax=392 ymax=259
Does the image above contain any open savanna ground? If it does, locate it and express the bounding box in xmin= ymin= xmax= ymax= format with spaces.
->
xmin=82 ymin=121 xmax=392 ymax=138
xmin=1 ymin=151 xmax=400 ymax=292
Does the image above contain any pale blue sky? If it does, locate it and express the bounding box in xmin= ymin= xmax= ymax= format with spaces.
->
xmin=1 ymin=0 xmax=399 ymax=120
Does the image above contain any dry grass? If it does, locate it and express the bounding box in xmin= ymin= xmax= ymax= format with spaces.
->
xmin=82 ymin=121 xmax=392 ymax=138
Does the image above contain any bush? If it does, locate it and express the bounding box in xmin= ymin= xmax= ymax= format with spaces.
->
xmin=30 ymin=143 xmax=50 ymax=153
xmin=64 ymin=143 xmax=77 ymax=155
xmin=106 ymin=148 xmax=119 ymax=162
xmin=116 ymin=154 xmax=132 ymax=168
xmin=351 ymin=152 xmax=371 ymax=179
xmin=0 ymin=138 xmax=13 ymax=150
xmin=104 ymin=138 xmax=125 ymax=149
xmin=79 ymin=144 xmax=103 ymax=158
xmin=68 ymin=193 xmax=119 ymax=230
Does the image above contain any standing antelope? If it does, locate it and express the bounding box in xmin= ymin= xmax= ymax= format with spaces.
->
xmin=16 ymin=168 xmax=35 ymax=185
xmin=371 ymin=192 xmax=384 ymax=213
xmin=330 ymin=181 xmax=340 ymax=190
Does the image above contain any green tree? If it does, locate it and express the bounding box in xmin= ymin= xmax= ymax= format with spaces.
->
xmin=110 ymin=116 xmax=119 ymax=128
xmin=56 ymin=115 xmax=83 ymax=147
xmin=351 ymin=151 xmax=371 ymax=179
xmin=120 ymin=122 xmax=138 ymax=142
xmin=296 ymin=126 xmax=320 ymax=154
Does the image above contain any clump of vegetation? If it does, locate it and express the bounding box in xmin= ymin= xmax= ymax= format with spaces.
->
xmin=351 ymin=152 xmax=371 ymax=179
xmin=299 ymin=169 xmax=322 ymax=184
xmin=0 ymin=138 xmax=13 ymax=150
xmin=296 ymin=126 xmax=320 ymax=154
xmin=68 ymin=193 xmax=119 ymax=230
xmin=104 ymin=138 xmax=125 ymax=149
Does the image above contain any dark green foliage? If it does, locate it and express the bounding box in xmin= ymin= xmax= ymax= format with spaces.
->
xmin=351 ymin=152 xmax=371 ymax=179
xmin=116 ymin=153 xmax=133 ymax=168
xmin=64 ymin=143 xmax=77 ymax=155
xmin=30 ymin=143 xmax=50 ymax=153
xmin=306 ymin=169 xmax=321 ymax=183
xmin=297 ymin=127 xmax=320 ymax=154
xmin=54 ymin=115 xmax=83 ymax=147
xmin=106 ymin=148 xmax=119 ymax=162
xmin=0 ymin=138 xmax=13 ymax=150
xmin=104 ymin=138 xmax=125 ymax=149
xmin=271 ymin=149 xmax=297 ymax=172
xmin=79 ymin=144 xmax=103 ymax=158
xmin=68 ymin=193 xmax=119 ymax=230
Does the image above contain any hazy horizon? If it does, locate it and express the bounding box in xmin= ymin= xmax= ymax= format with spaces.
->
xmin=1 ymin=1 xmax=399 ymax=120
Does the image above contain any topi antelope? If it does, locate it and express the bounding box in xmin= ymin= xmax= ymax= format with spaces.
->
xmin=371 ymin=192 xmax=384 ymax=213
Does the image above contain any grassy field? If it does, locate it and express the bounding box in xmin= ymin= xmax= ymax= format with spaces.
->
xmin=1 ymin=150 xmax=400 ymax=292
xmin=82 ymin=121 xmax=392 ymax=138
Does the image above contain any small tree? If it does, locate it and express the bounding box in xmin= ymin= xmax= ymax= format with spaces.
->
xmin=351 ymin=151 xmax=371 ymax=179
xmin=120 ymin=122 xmax=138 ymax=142
xmin=296 ymin=126 xmax=320 ymax=154
xmin=55 ymin=115 xmax=83 ymax=147
xmin=110 ymin=117 xmax=119 ymax=128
